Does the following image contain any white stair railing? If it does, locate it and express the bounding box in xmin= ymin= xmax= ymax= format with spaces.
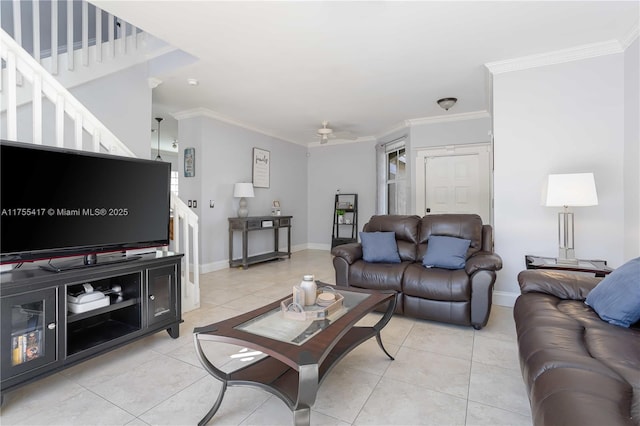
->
xmin=0 ymin=25 xmax=200 ymax=312
xmin=6 ymin=0 xmax=138 ymax=75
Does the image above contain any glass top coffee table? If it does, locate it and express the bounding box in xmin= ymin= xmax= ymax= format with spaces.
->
xmin=193 ymin=285 xmax=396 ymax=426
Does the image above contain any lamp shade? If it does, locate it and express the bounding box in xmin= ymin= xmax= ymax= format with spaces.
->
xmin=544 ymin=173 xmax=598 ymax=207
xmin=233 ymin=182 xmax=254 ymax=198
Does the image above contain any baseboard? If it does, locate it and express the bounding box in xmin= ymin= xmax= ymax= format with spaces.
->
xmin=306 ymin=243 xmax=332 ymax=251
xmin=200 ymin=259 xmax=229 ymax=274
xmin=493 ymin=290 xmax=519 ymax=308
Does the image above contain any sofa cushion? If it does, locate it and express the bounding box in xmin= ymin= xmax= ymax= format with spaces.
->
xmin=363 ymin=215 xmax=421 ymax=261
xmin=422 ymin=235 xmax=470 ymax=269
xmin=345 ymin=260 xmax=408 ymax=292
xmin=359 ymin=231 xmax=401 ymax=263
xmin=403 ymin=294 xmax=470 ymax=325
xmin=585 ymin=257 xmax=640 ymax=327
xmin=418 ymin=214 xmax=483 ymax=259
xmin=403 ymin=264 xmax=470 ymax=301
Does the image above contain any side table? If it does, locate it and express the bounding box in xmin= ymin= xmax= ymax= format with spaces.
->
xmin=525 ymin=255 xmax=613 ymax=277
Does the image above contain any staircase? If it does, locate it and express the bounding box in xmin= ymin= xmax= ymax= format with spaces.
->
xmin=1 ymin=1 xmax=200 ymax=312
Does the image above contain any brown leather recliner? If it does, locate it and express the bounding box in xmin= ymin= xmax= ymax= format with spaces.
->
xmin=331 ymin=214 xmax=502 ymax=329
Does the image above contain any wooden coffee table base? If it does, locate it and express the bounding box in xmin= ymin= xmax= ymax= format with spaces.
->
xmin=193 ymin=288 xmax=396 ymax=426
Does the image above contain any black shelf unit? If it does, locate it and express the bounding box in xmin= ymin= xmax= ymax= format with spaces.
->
xmin=332 ymin=193 xmax=358 ymax=248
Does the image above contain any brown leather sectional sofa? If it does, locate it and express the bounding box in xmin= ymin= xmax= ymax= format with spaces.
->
xmin=331 ymin=214 xmax=502 ymax=329
xmin=515 ymin=270 xmax=640 ymax=426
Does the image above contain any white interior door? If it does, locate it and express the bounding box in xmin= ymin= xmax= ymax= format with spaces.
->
xmin=415 ymin=144 xmax=492 ymax=224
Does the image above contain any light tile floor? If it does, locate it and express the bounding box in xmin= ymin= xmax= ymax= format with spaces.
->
xmin=0 ymin=250 xmax=532 ymax=425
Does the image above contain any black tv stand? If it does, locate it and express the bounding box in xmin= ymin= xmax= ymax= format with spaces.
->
xmin=1 ymin=252 xmax=183 ymax=400
xmin=40 ymin=254 xmax=143 ymax=273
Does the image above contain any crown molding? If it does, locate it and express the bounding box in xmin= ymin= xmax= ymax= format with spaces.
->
xmin=375 ymin=120 xmax=410 ymax=141
xmin=485 ymin=40 xmax=624 ymax=74
xmin=171 ymin=107 xmax=302 ymax=145
xmin=307 ymin=135 xmax=377 ymax=149
xmin=620 ymin=23 xmax=639 ymax=50
xmin=406 ymin=110 xmax=490 ymax=127
xmin=147 ymin=77 xmax=162 ymax=89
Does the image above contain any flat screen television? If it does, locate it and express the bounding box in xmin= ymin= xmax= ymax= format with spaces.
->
xmin=1 ymin=140 xmax=171 ymax=270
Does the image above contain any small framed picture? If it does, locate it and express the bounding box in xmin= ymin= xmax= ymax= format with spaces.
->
xmin=184 ymin=148 xmax=195 ymax=177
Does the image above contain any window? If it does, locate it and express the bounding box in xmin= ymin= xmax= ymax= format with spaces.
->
xmin=170 ymin=170 xmax=179 ymax=195
xmin=385 ymin=141 xmax=407 ymax=214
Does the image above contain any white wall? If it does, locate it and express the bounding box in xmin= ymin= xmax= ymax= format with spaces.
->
xmin=307 ymin=140 xmax=378 ymax=248
xmin=177 ymin=114 xmax=309 ymax=271
xmin=624 ymin=38 xmax=640 ymax=260
xmin=410 ymin=116 xmax=491 ymax=149
xmin=493 ymin=53 xmax=626 ymax=303
xmin=71 ymin=63 xmax=152 ymax=158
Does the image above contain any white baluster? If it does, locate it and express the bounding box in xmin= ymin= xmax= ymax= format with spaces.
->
xmin=96 ymin=7 xmax=102 ymax=63
xmin=92 ymin=130 xmax=101 ymax=153
xmin=75 ymin=113 xmax=83 ymax=150
xmin=12 ymin=0 xmax=22 ymax=48
xmin=121 ymin=21 xmax=127 ymax=54
xmin=12 ymin=0 xmax=23 ymax=86
xmin=108 ymin=13 xmax=115 ymax=58
xmin=67 ymin=0 xmax=74 ymax=70
xmin=6 ymin=50 xmax=18 ymax=140
xmin=32 ymin=0 xmax=40 ymax=63
xmin=56 ymin=95 xmax=65 ymax=147
xmin=82 ymin=1 xmax=88 ymax=66
xmin=51 ymin=0 xmax=58 ymax=74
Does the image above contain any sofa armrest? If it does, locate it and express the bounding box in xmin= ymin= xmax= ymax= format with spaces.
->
xmin=330 ymin=243 xmax=363 ymax=265
xmin=517 ymin=269 xmax=601 ymax=300
xmin=465 ymin=252 xmax=502 ymax=275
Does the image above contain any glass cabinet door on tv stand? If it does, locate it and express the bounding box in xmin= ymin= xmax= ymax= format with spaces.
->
xmin=1 ymin=289 xmax=59 ymax=383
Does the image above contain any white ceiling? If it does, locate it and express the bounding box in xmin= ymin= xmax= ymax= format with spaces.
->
xmin=92 ymin=1 xmax=638 ymax=148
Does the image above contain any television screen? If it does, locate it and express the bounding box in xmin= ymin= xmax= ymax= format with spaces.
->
xmin=0 ymin=140 xmax=171 ymax=265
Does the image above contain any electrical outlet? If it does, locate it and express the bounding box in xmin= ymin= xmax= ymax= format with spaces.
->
xmin=193 ymin=200 xmax=197 ymax=208
xmin=188 ymin=200 xmax=192 ymax=207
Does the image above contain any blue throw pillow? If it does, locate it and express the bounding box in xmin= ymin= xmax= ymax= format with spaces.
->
xmin=359 ymin=231 xmax=401 ymax=263
xmin=422 ymin=235 xmax=471 ymax=270
xmin=585 ymin=257 xmax=640 ymax=327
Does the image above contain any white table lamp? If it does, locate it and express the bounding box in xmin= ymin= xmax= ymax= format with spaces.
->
xmin=234 ymin=183 xmax=255 ymax=218
xmin=543 ymin=173 xmax=598 ymax=264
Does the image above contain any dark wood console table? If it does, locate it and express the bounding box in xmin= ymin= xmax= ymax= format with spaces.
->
xmin=228 ymin=216 xmax=292 ymax=269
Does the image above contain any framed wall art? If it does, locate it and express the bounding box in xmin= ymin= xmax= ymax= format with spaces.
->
xmin=252 ymin=147 xmax=270 ymax=188
xmin=184 ymin=148 xmax=195 ymax=177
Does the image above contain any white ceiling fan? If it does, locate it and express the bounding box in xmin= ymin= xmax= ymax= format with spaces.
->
xmin=317 ymin=121 xmax=357 ymax=144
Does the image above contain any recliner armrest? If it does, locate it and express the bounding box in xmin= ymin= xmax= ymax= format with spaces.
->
xmin=517 ymin=269 xmax=601 ymax=300
xmin=330 ymin=243 xmax=363 ymax=265
xmin=465 ymin=252 xmax=502 ymax=275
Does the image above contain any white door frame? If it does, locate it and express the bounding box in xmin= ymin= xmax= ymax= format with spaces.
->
xmin=415 ymin=142 xmax=493 ymax=224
